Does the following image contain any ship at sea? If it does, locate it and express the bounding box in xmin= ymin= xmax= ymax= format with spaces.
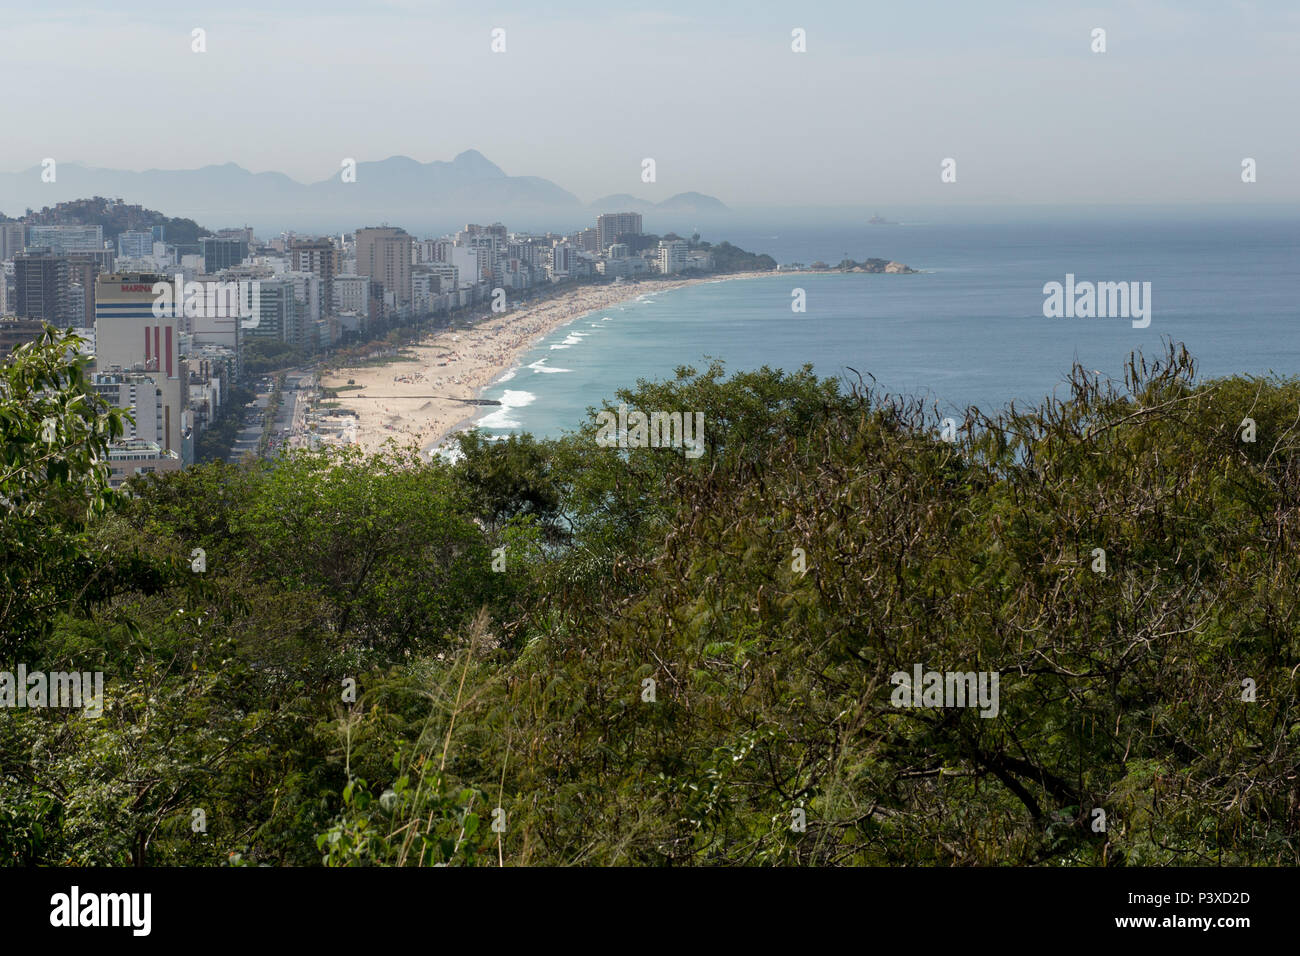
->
xmin=868 ymin=212 xmax=897 ymax=225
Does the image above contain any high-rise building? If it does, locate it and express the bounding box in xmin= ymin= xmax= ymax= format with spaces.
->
xmin=569 ymin=227 xmax=599 ymax=254
xmin=290 ymin=238 xmax=340 ymax=315
xmin=93 ymin=273 xmax=189 ymax=462
xmin=118 ymin=231 xmax=154 ymax=259
xmin=0 ymin=223 xmax=25 ymax=261
xmin=66 ymin=253 xmax=110 ymax=328
xmin=67 ymin=283 xmax=85 ymax=327
xmin=333 ymin=274 xmax=371 ymax=320
xmin=657 ymin=239 xmax=689 ymax=275
xmin=596 ymin=213 xmax=643 ymax=254
xmin=284 ymin=271 xmax=322 ymax=343
xmin=240 ymin=278 xmax=300 ymax=346
xmin=200 ymin=237 xmax=248 ymax=273
xmin=26 ymin=224 xmax=104 ymax=255
xmin=94 ymin=273 xmax=178 ymax=375
xmin=459 ymin=223 xmax=508 ymax=243
xmin=217 ymin=227 xmax=255 ymax=247
xmin=411 ymin=269 xmax=442 ymax=315
xmin=355 ymin=227 xmax=413 ymax=306
xmin=14 ymin=253 xmax=71 ymax=325
xmin=549 ymin=241 xmax=574 ymax=279
xmin=448 ymin=246 xmax=481 ymax=289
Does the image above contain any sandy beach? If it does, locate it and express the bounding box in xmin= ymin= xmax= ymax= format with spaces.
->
xmin=316 ymin=272 xmax=776 ymax=456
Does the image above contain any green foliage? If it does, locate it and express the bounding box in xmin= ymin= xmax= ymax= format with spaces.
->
xmin=454 ymin=431 xmax=566 ymax=541
xmin=4 ymin=339 xmax=1299 ymax=866
xmin=19 ymin=196 xmax=209 ymax=244
xmin=241 ymin=340 xmax=309 ymax=376
xmin=0 ymin=328 xmax=124 ymax=655
xmin=195 ymin=385 xmax=254 ymax=463
xmin=689 ymin=240 xmax=777 ymax=272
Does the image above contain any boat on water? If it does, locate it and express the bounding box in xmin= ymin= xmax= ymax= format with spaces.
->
xmin=868 ymin=212 xmax=897 ymax=225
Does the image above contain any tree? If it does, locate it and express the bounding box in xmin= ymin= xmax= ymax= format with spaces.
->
xmin=0 ymin=328 xmax=124 ymax=654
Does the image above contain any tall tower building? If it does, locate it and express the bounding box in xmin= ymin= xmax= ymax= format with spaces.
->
xmin=200 ymin=237 xmax=248 ymax=273
xmin=355 ymin=227 xmax=413 ymax=307
xmin=290 ymin=238 xmax=340 ymax=315
xmin=65 ymin=253 xmax=108 ymax=328
xmin=596 ymin=212 xmax=643 ymax=254
xmin=14 ymin=253 xmax=71 ymax=325
xmin=94 ymin=272 xmax=189 ymax=462
xmin=0 ymin=223 xmax=25 ymax=261
xmin=239 ymin=278 xmax=300 ymax=347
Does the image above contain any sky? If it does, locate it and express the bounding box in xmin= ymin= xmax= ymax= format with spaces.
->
xmin=1 ymin=0 xmax=1297 ymax=208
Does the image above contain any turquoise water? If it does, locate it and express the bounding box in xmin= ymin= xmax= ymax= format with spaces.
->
xmin=476 ymin=219 xmax=1300 ymax=438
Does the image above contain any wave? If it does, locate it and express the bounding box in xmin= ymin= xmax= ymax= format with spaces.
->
xmin=528 ymin=359 xmax=571 ymax=374
xmin=478 ymin=389 xmax=536 ymax=430
xmin=494 ymin=367 xmax=519 ymax=384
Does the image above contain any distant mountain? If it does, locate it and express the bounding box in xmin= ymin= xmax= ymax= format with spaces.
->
xmin=0 ymin=152 xmax=727 ymax=235
xmin=589 ymin=191 xmax=730 ymax=215
xmin=588 ymin=193 xmax=646 ymax=210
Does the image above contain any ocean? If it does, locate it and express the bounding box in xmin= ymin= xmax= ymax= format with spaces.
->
xmin=475 ymin=218 xmax=1300 ymax=439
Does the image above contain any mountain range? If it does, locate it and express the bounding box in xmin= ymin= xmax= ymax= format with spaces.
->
xmin=0 ymin=151 xmax=729 ymax=234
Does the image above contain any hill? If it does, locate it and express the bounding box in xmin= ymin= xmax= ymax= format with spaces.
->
xmin=14 ymin=196 xmax=212 ymax=245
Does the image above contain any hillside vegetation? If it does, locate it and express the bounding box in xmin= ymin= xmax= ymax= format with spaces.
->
xmin=2 ymin=330 xmax=1298 ymax=866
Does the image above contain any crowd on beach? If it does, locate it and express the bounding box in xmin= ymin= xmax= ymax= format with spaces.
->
xmin=317 ymin=274 xmax=760 ymax=455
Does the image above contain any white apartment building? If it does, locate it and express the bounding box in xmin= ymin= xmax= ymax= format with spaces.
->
xmin=658 ymin=239 xmax=689 ymax=275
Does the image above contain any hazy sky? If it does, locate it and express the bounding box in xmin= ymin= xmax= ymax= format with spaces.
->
xmin=2 ymin=0 xmax=1297 ymax=207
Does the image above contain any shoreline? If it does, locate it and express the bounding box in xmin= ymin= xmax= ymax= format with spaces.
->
xmin=315 ymin=271 xmax=783 ymax=457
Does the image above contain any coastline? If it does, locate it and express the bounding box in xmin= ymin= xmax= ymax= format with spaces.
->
xmin=316 ymin=271 xmax=780 ymax=457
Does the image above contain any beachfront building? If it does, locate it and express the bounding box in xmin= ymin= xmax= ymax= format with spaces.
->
xmin=657 ymin=239 xmax=689 ymax=274
xmin=686 ymin=250 xmax=714 ymax=272
xmin=411 ymin=269 xmax=444 ymax=314
xmin=596 ymin=212 xmax=642 ymax=254
xmin=569 ymin=227 xmax=599 ymax=254
xmin=497 ymin=257 xmax=531 ymax=291
xmin=356 ymin=227 xmax=414 ymax=307
xmin=447 ymin=245 xmax=483 ymax=288
xmin=597 ymin=256 xmax=650 ymax=278
xmin=548 ymin=242 xmax=574 ymax=280
xmin=333 ymin=273 xmax=371 ymax=322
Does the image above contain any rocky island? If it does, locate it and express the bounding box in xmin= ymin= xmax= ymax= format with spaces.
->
xmin=798 ymin=258 xmax=918 ymax=274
